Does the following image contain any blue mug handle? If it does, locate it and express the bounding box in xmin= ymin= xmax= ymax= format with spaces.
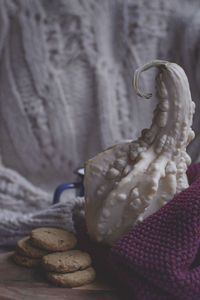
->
xmin=52 ymin=168 xmax=84 ymax=205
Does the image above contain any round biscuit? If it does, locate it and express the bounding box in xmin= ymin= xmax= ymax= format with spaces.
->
xmin=47 ymin=267 xmax=96 ymax=287
xmin=30 ymin=227 xmax=77 ymax=251
xmin=42 ymin=250 xmax=92 ymax=273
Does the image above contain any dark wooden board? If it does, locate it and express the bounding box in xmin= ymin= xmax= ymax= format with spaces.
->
xmin=0 ymin=252 xmax=121 ymax=300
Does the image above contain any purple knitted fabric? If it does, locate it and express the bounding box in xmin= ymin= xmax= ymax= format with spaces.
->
xmin=110 ymin=163 xmax=200 ymax=300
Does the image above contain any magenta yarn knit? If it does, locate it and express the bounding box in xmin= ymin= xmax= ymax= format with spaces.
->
xmin=110 ymin=163 xmax=200 ymax=300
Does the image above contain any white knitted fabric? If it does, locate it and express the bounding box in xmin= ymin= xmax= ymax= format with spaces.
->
xmin=0 ymin=0 xmax=200 ymax=246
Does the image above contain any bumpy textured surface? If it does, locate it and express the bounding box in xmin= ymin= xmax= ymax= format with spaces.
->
xmin=42 ymin=250 xmax=91 ymax=273
xmin=84 ymin=61 xmax=195 ymax=245
xmin=17 ymin=236 xmax=49 ymax=258
xmin=109 ymin=163 xmax=200 ymax=300
xmin=0 ymin=0 xmax=200 ymax=246
xmin=47 ymin=266 xmax=96 ymax=287
xmin=30 ymin=227 xmax=77 ymax=251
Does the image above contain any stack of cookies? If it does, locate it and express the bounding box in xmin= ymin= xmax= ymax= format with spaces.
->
xmin=13 ymin=227 xmax=96 ymax=288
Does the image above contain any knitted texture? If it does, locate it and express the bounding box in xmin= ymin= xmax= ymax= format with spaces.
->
xmin=0 ymin=196 xmax=85 ymax=247
xmin=1 ymin=0 xmax=200 ymax=252
xmin=0 ymin=0 xmax=170 ymax=192
xmin=0 ymin=0 xmax=200 ymax=193
xmin=110 ymin=163 xmax=200 ymax=300
xmin=0 ymin=160 xmax=85 ymax=246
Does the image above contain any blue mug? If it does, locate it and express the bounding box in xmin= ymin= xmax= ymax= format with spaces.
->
xmin=52 ymin=168 xmax=84 ymax=205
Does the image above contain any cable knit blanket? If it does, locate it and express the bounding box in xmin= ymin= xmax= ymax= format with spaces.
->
xmin=1 ymin=0 xmax=200 ymax=248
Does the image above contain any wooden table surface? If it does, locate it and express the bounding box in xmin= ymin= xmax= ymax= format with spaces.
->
xmin=0 ymin=252 xmax=122 ymax=300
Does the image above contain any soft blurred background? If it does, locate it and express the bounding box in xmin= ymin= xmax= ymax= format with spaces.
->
xmin=0 ymin=0 xmax=200 ymax=247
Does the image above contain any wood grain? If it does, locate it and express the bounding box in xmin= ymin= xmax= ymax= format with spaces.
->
xmin=0 ymin=252 xmax=121 ymax=300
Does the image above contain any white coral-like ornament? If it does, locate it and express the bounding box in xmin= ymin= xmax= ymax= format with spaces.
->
xmin=84 ymin=60 xmax=195 ymax=245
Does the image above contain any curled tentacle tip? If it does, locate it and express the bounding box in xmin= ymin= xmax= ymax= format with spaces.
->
xmin=133 ymin=76 xmax=152 ymax=99
xmin=133 ymin=60 xmax=168 ymax=100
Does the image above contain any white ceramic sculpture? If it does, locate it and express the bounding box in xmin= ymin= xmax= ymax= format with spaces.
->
xmin=84 ymin=60 xmax=195 ymax=245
